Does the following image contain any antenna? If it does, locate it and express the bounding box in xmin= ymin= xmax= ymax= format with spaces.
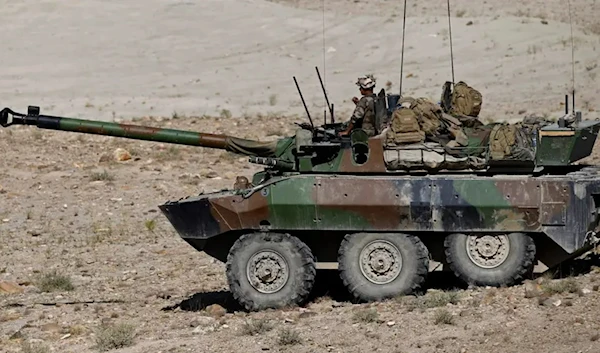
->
xmin=331 ymin=104 xmax=334 ymax=124
xmin=398 ymin=0 xmax=408 ymax=97
xmin=446 ymin=0 xmax=456 ymax=85
xmin=293 ymin=76 xmax=314 ymax=132
xmin=322 ymin=0 xmax=328 ymax=124
xmin=316 ymin=66 xmax=334 ymax=122
xmin=567 ymin=0 xmax=576 ymax=115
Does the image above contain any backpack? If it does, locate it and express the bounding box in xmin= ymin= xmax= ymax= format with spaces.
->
xmin=488 ymin=123 xmax=534 ymax=161
xmin=411 ymin=98 xmax=443 ymax=135
xmin=385 ymin=108 xmax=425 ymax=145
xmin=451 ymin=81 xmax=483 ymax=117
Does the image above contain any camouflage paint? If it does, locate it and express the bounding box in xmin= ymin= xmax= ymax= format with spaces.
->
xmin=59 ymin=117 xmax=231 ymax=148
xmin=536 ymin=120 xmax=600 ymax=166
xmin=5 ymin=105 xmax=600 ymax=260
xmin=161 ymin=168 xmax=600 ymax=255
xmin=266 ymin=176 xmax=317 ymax=229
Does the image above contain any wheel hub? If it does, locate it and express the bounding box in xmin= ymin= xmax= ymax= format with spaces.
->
xmin=466 ymin=234 xmax=510 ymax=269
xmin=359 ymin=240 xmax=403 ymax=284
xmin=246 ymin=250 xmax=289 ymax=294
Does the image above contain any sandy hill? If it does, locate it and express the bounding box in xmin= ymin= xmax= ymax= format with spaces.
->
xmin=1 ymin=0 xmax=598 ymax=123
xmin=1 ymin=1 xmax=600 ymax=353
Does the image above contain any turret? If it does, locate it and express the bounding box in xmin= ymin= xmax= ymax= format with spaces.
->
xmin=3 ymin=102 xmax=600 ymax=179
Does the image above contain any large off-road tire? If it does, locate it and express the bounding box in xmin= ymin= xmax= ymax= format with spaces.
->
xmin=338 ymin=232 xmax=429 ymax=302
xmin=444 ymin=232 xmax=536 ymax=287
xmin=226 ymin=232 xmax=316 ymax=311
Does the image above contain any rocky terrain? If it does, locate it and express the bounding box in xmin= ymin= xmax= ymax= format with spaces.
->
xmin=2 ymin=0 xmax=600 ymax=352
xmin=2 ymin=113 xmax=600 ymax=353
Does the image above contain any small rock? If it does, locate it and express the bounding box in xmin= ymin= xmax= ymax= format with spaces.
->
xmin=0 ymin=312 xmax=22 ymax=322
xmin=190 ymin=317 xmax=216 ymax=328
xmin=553 ymin=299 xmax=562 ymax=307
xmin=524 ymin=281 xmax=541 ymax=298
xmin=541 ymin=20 xmax=548 ymax=25
xmin=466 ymin=21 xmax=473 ymax=26
xmin=204 ymin=171 xmax=219 ymax=179
xmin=298 ymin=311 xmax=317 ymax=319
xmin=192 ymin=325 xmax=215 ymax=334
xmin=594 ymin=285 xmax=599 ymax=291
xmin=40 ymin=323 xmax=62 ymax=333
xmin=0 ymin=281 xmax=24 ymax=294
xmin=540 ymin=298 xmax=555 ymax=307
xmin=331 ymin=301 xmax=344 ymax=308
xmin=28 ymin=230 xmax=42 ymax=237
xmin=3 ymin=320 xmax=28 ymax=339
xmin=582 ymin=288 xmax=592 ymax=295
xmin=386 ymin=321 xmax=395 ymax=327
xmin=224 ymin=171 xmax=236 ymax=179
xmin=114 ymin=148 xmax=131 ymax=162
xmin=205 ymin=304 xmax=226 ymax=318
xmin=99 ymin=154 xmax=111 ymax=163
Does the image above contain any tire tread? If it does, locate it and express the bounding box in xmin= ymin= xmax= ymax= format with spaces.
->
xmin=226 ymin=232 xmax=316 ymax=311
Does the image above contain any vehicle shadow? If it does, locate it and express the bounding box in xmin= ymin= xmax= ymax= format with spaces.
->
xmin=162 ymin=290 xmax=243 ymax=313
xmin=163 ymin=269 xmax=471 ymax=313
xmin=549 ymin=252 xmax=600 ymax=279
xmin=162 ymin=253 xmax=600 ymax=312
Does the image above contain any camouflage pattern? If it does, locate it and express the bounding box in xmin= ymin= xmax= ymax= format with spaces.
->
xmin=160 ymin=167 xmax=600 ymax=259
xmin=0 ymin=106 xmax=288 ymax=158
xmin=350 ymin=94 xmax=377 ymax=136
xmin=4 ymin=103 xmax=600 ymax=299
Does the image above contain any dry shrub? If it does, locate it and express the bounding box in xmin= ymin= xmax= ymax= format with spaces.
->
xmin=95 ymin=323 xmax=136 ymax=351
xmin=433 ymin=309 xmax=455 ymax=325
xmin=20 ymin=342 xmax=50 ymax=353
xmin=278 ymin=328 xmax=301 ymax=345
xmin=37 ymin=270 xmax=74 ymax=292
xmin=241 ymin=318 xmax=273 ymax=335
xmin=352 ymin=308 xmax=379 ymax=323
xmin=541 ymin=277 xmax=580 ymax=295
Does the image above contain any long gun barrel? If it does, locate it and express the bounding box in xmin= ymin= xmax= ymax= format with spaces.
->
xmin=1 ymin=106 xmax=286 ymax=158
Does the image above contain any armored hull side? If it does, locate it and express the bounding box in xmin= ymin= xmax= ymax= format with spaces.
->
xmin=159 ymin=168 xmax=600 ymax=258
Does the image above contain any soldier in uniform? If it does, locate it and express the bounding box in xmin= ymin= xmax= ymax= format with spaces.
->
xmin=339 ymin=75 xmax=377 ymax=137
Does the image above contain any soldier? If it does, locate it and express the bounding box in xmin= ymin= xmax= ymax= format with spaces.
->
xmin=339 ymin=75 xmax=377 ymax=137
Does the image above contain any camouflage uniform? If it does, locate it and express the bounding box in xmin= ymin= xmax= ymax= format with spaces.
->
xmin=341 ymin=75 xmax=378 ymax=137
xmin=349 ymin=94 xmax=377 ymax=136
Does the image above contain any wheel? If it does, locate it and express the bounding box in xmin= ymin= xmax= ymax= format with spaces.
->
xmin=338 ymin=232 xmax=429 ymax=302
xmin=226 ymin=232 xmax=316 ymax=311
xmin=444 ymin=232 xmax=536 ymax=287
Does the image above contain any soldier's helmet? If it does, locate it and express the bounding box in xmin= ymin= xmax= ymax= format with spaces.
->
xmin=356 ymin=75 xmax=376 ymax=90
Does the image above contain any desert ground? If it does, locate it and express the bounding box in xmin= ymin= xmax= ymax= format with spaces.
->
xmin=1 ymin=0 xmax=600 ymax=352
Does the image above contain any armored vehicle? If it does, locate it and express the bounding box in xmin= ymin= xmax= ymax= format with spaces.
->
xmin=2 ymin=88 xmax=600 ymax=311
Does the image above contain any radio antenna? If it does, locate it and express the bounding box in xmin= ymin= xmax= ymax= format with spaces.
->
xmin=322 ymin=0 xmax=327 ymax=124
xmin=398 ymin=0 xmax=408 ymax=97
xmin=446 ymin=0 xmax=456 ymax=85
xmin=567 ymin=0 xmax=576 ymax=114
xmin=293 ymin=76 xmax=314 ymax=132
xmin=316 ymin=66 xmax=334 ymax=121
